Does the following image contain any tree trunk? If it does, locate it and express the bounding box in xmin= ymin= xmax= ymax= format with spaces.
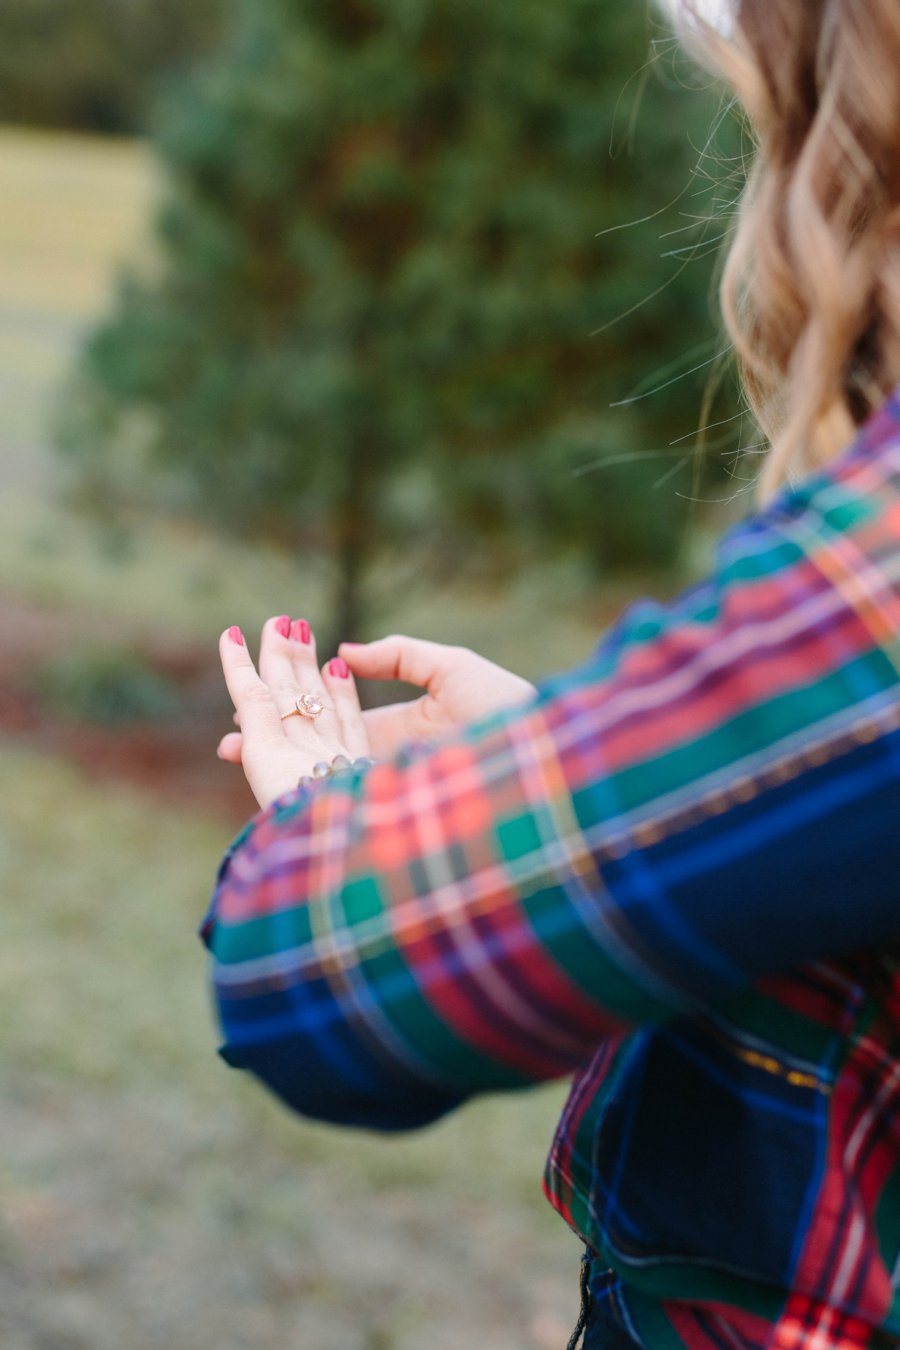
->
xmin=332 ymin=517 xmax=366 ymax=652
xmin=322 ymin=430 xmax=374 ymax=682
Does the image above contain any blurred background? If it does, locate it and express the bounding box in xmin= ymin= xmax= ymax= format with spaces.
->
xmin=0 ymin=1 xmax=747 ymax=1347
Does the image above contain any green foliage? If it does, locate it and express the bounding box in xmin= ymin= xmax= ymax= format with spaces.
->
xmin=0 ymin=0 xmax=222 ymax=134
xmin=38 ymin=645 xmax=183 ymax=727
xmin=62 ymin=0 xmax=735 ymax=639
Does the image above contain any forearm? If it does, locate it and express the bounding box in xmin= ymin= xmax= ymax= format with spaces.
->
xmin=204 ymin=411 xmax=900 ymax=1126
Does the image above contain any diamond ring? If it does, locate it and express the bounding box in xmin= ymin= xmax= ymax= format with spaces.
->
xmin=280 ymin=692 xmax=327 ymax=721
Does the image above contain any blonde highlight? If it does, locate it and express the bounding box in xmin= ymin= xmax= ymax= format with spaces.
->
xmin=675 ymin=0 xmax=900 ymax=502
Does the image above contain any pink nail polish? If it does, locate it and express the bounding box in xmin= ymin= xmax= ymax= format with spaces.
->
xmin=292 ymin=619 xmax=311 ymax=644
xmin=329 ymin=657 xmax=350 ymax=679
xmin=275 ymin=615 xmax=291 ymax=639
xmin=228 ymin=627 xmax=244 ymax=647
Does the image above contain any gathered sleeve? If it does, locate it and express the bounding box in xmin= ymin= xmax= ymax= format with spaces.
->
xmin=202 ymin=400 xmax=900 ymax=1131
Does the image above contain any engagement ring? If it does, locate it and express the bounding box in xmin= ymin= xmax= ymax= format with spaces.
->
xmin=281 ymin=692 xmax=327 ymax=721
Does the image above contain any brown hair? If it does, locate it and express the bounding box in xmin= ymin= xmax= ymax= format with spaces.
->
xmin=676 ymin=0 xmax=900 ymax=501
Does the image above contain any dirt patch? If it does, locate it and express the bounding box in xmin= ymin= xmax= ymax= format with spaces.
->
xmin=0 ymin=591 xmax=253 ymax=824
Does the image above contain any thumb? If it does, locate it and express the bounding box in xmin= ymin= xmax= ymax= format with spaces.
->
xmin=217 ymin=731 xmax=244 ymax=764
xmin=339 ymin=635 xmax=455 ymax=691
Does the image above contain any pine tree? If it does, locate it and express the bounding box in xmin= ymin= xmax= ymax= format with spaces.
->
xmin=63 ymin=0 xmax=730 ymax=644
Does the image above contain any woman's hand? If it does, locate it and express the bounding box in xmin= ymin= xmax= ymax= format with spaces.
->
xmin=217 ymin=616 xmax=371 ymax=811
xmin=338 ymin=635 xmax=536 ymax=758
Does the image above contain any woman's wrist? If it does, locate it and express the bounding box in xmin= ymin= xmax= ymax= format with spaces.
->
xmin=298 ymin=755 xmax=375 ymax=788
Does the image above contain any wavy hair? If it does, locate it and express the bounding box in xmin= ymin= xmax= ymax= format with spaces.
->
xmin=676 ymin=0 xmax=900 ymax=501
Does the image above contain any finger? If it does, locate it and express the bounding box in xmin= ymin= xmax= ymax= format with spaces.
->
xmin=286 ymin=618 xmax=330 ymax=719
xmin=258 ymin=615 xmax=308 ymax=714
xmin=288 ymin=618 xmax=345 ymax=741
xmin=259 ymin=615 xmax=339 ymax=741
xmin=219 ymin=627 xmax=284 ymax=743
xmin=217 ymin=732 xmax=243 ymax=764
xmin=339 ymin=635 xmax=456 ymax=691
xmin=321 ymin=657 xmax=371 ymax=758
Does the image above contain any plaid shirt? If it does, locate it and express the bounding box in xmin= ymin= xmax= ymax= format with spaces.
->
xmin=204 ymin=393 xmax=900 ymax=1350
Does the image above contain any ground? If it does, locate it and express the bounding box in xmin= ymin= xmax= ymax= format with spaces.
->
xmin=0 ymin=740 xmax=581 ymax=1350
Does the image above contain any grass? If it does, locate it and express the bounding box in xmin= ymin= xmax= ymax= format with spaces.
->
xmin=0 ymin=126 xmax=156 ymax=458
xmin=0 ymin=746 xmax=577 ymax=1349
xmin=0 ymin=743 xmax=569 ymax=1157
xmin=0 ymin=125 xmax=156 ymax=339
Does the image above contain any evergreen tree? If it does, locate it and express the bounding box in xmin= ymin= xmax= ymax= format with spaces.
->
xmin=62 ymin=0 xmax=731 ymax=643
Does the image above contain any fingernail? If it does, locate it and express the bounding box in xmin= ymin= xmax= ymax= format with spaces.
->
xmin=328 ymin=657 xmax=350 ymax=679
xmin=228 ymin=627 xmax=244 ymax=647
xmin=292 ymin=619 xmax=311 ymax=644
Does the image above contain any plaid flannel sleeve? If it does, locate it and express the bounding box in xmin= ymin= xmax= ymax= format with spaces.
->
xmin=203 ymin=398 xmax=900 ymax=1131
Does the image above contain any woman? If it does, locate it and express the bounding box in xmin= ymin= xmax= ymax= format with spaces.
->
xmin=206 ymin=3 xmax=900 ymax=1347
